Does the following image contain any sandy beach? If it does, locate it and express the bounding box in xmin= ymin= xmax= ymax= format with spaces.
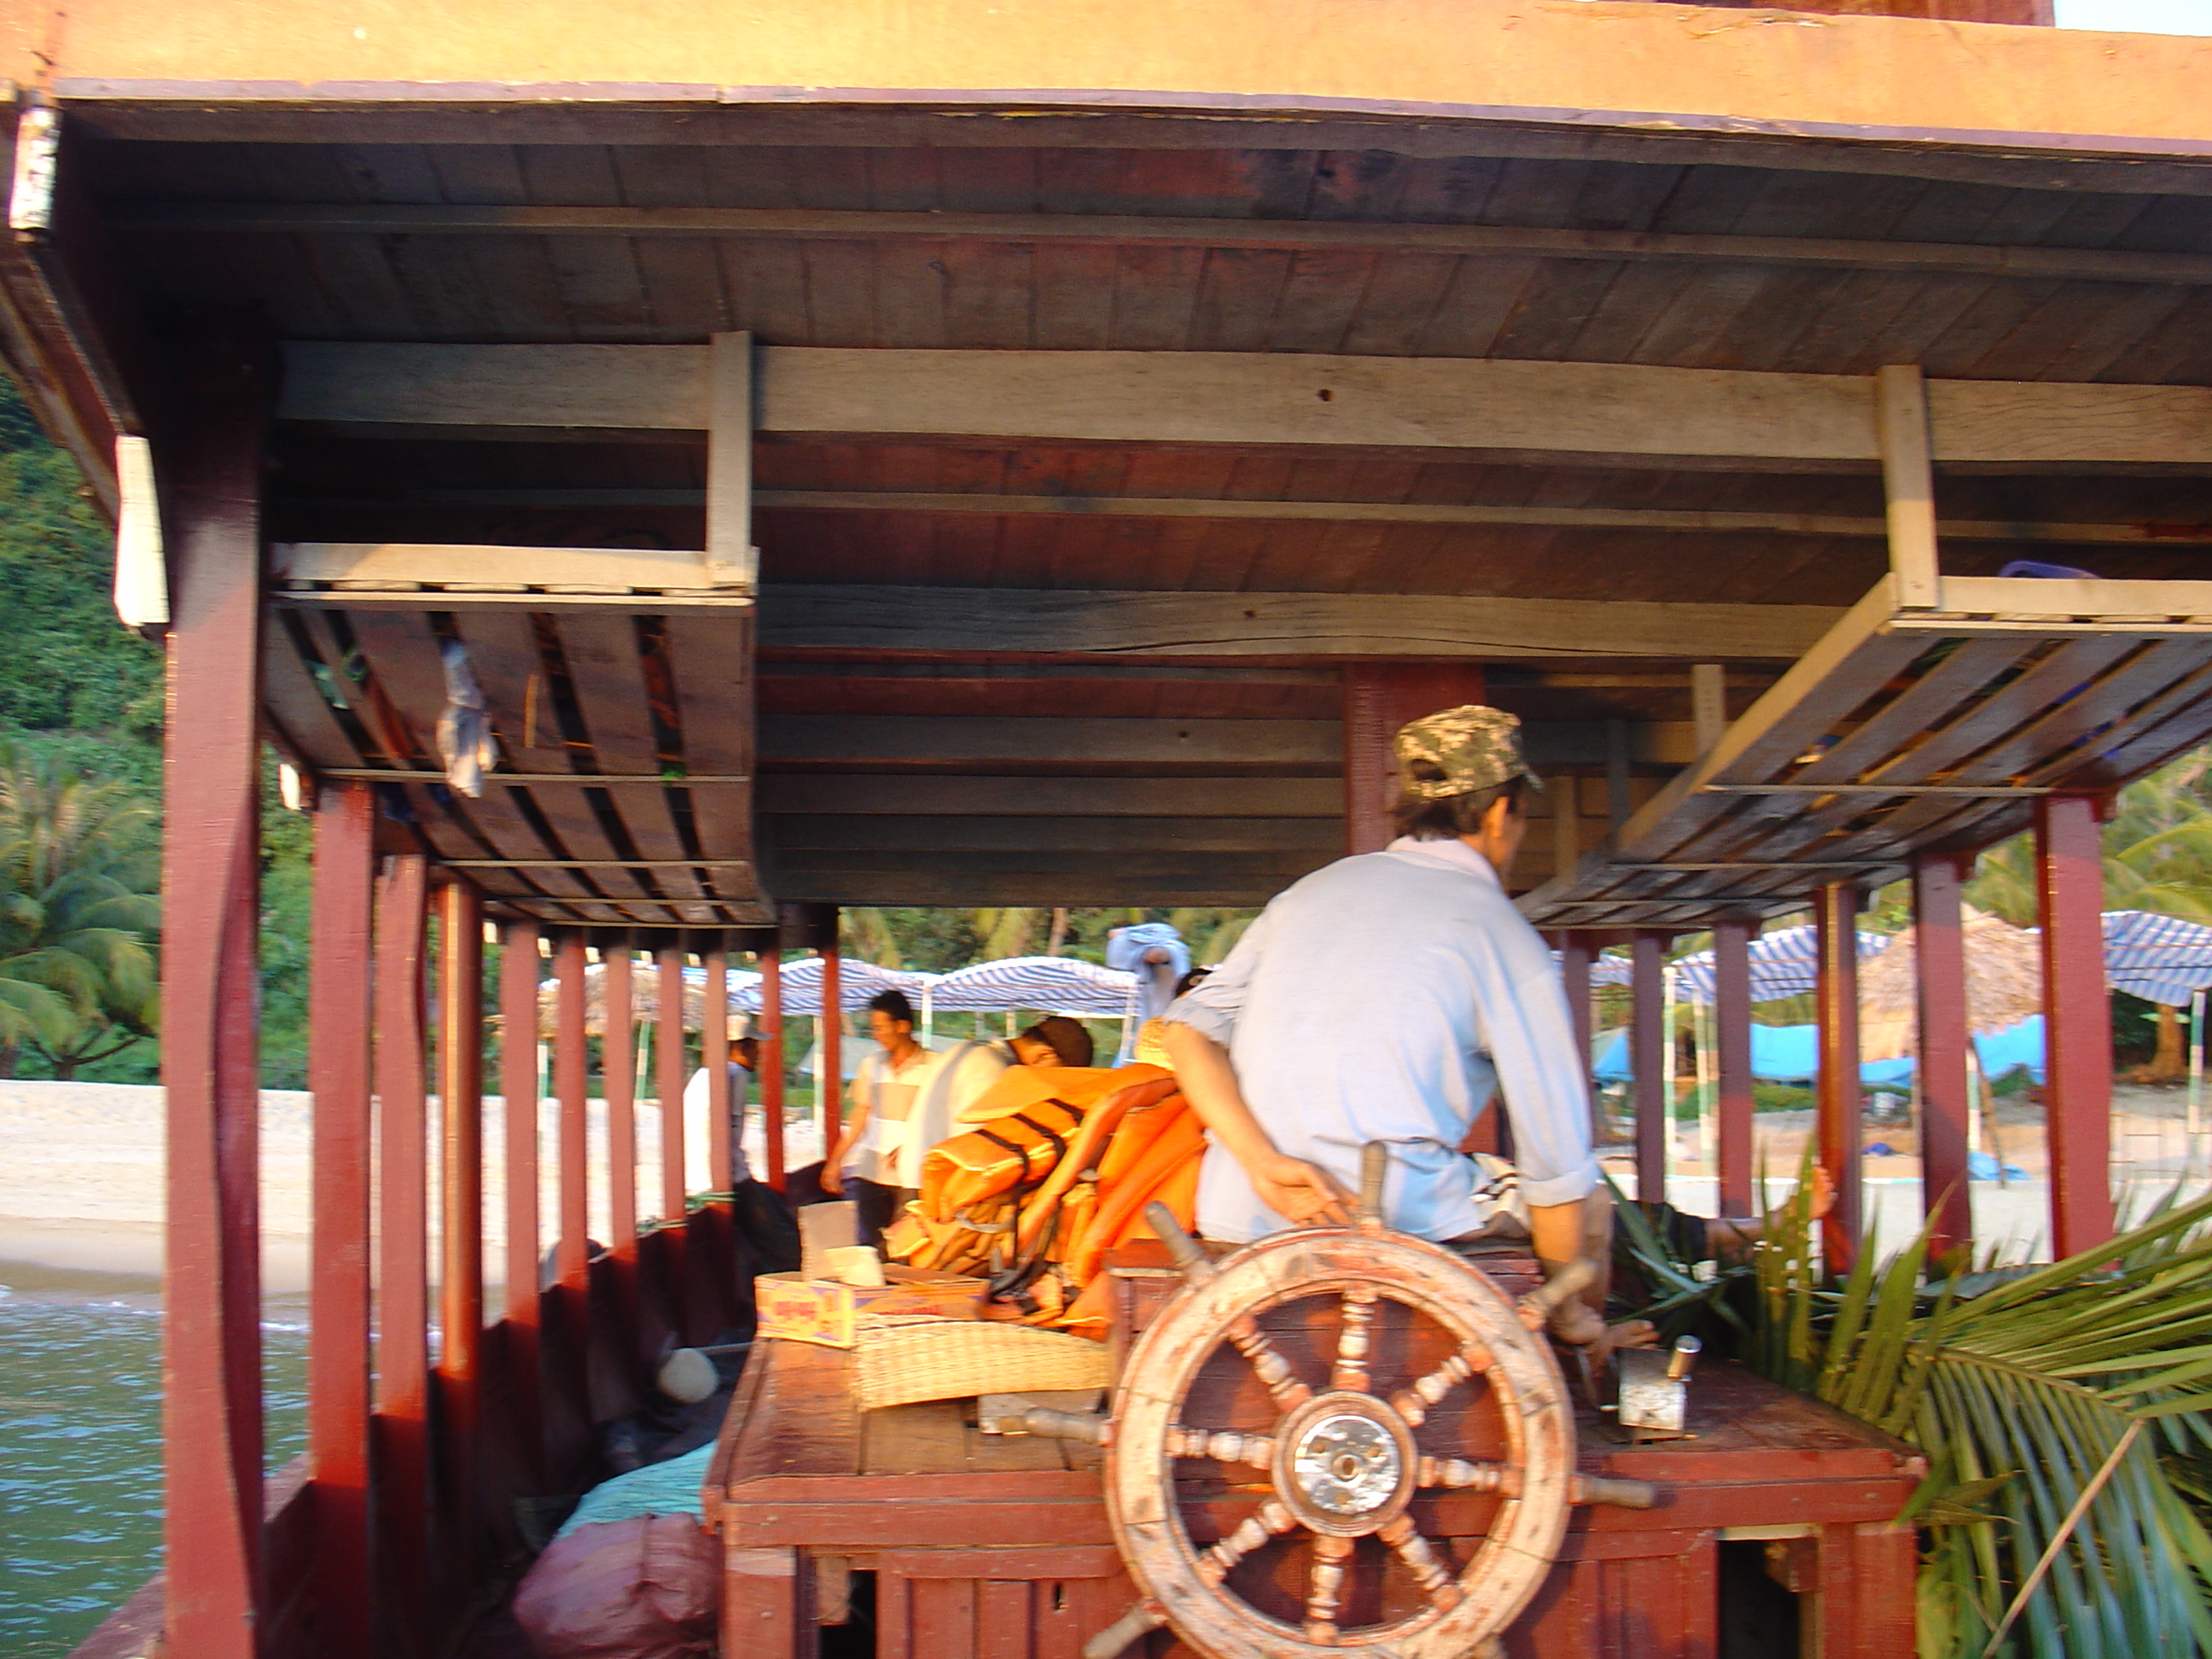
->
xmin=0 ymin=1080 xmax=824 ymax=1291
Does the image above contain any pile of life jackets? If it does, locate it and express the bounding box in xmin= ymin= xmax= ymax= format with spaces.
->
xmin=880 ymin=1062 xmax=1202 ymax=1338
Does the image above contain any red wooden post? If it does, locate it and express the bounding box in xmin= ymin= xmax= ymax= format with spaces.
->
xmin=1554 ymin=932 xmax=1594 ymax=1166
xmin=307 ymin=781 xmax=375 ymax=1659
xmin=497 ymin=921 xmax=544 ymax=1487
xmin=372 ymin=852 xmax=432 ymax=1650
xmin=603 ymin=941 xmax=638 ymax=1254
xmin=660 ymin=945 xmax=691 ymax=1220
xmin=159 ymin=326 xmax=268 ymax=1659
xmin=1342 ymin=664 xmax=1488 ymax=855
xmin=435 ymin=878 xmax=486 ymax=1560
xmin=1713 ymin=921 xmax=1755 ymax=1219
xmin=553 ymin=933 xmax=591 ymax=1286
xmin=821 ymin=938 xmax=843 ymax=1152
xmin=706 ymin=940 xmax=734 ymax=1193
xmin=1631 ymin=931 xmax=1668 ymax=1203
xmin=1814 ymin=882 xmax=1864 ymax=1273
xmin=2039 ymin=795 xmax=2116 ymax=1257
xmin=760 ymin=946 xmax=787 ymax=1190
xmin=1913 ymin=853 xmax=1974 ymax=1261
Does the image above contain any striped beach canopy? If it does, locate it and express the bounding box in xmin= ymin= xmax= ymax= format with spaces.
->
xmin=928 ymin=956 xmax=1143 ymax=1017
xmin=759 ymin=957 xmax=939 ymax=1016
xmin=1589 ymin=925 xmax=1890 ymax=1005
xmin=2100 ymin=910 xmax=2212 ymax=1008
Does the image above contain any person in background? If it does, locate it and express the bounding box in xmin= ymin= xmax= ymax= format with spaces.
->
xmin=824 ymin=989 xmax=936 ymax=1250
xmin=1135 ymin=967 xmax=1211 ymax=1067
xmin=677 ymin=1022 xmax=800 ymax=1274
xmin=1107 ymin=922 xmax=1191 ymax=1027
xmin=1010 ymin=1015 xmax=1093 ymax=1069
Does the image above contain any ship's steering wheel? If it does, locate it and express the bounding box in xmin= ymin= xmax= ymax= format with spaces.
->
xmin=1069 ymin=1144 xmax=1656 ymax=1659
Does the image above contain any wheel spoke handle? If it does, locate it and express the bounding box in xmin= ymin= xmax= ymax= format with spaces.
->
xmin=1197 ymin=1498 xmax=1299 ymax=1585
xmin=1144 ymin=1201 xmax=1214 ymax=1284
xmin=1304 ymin=1533 xmax=1355 ymax=1643
xmin=1417 ymin=1454 xmax=1519 ymax=1495
xmin=1390 ymin=1348 xmax=1482 ymax=1428
xmin=1226 ymin=1313 xmax=1314 ymax=1409
xmin=1377 ymin=1512 xmax=1464 ymax=1610
xmin=1571 ymin=1473 xmax=1659 ymax=1510
xmin=1081 ymin=1601 xmax=1168 ymax=1659
xmin=1167 ymin=1425 xmax=1274 ymax=1469
xmin=1331 ymin=1286 xmax=1378 ymax=1394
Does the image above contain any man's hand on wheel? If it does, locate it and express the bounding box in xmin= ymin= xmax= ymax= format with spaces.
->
xmin=1251 ymin=1153 xmax=1355 ymax=1227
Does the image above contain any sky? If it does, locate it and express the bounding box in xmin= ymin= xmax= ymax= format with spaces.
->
xmin=2052 ymin=0 xmax=2212 ymax=31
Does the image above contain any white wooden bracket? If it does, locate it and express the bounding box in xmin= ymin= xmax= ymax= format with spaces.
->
xmin=1877 ymin=364 xmax=1940 ymax=610
xmin=705 ymin=330 xmax=757 ymax=591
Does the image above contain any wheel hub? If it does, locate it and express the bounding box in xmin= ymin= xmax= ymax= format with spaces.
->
xmin=1272 ymin=1390 xmax=1419 ymax=1536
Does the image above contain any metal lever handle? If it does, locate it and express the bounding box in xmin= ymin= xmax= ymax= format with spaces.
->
xmin=1144 ymin=1200 xmax=1214 ymax=1283
xmin=1668 ymin=1335 xmax=1703 ymax=1382
xmin=1359 ymin=1140 xmax=1389 ymax=1227
xmin=1003 ymin=1406 xmax=1110 ymax=1445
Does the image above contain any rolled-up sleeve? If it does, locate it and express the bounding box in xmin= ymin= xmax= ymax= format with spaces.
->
xmin=1481 ymin=961 xmax=1599 ymax=1208
xmin=1161 ymin=908 xmax=1273 ymax=1049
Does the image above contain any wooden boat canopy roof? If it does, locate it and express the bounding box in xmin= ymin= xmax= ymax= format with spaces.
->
xmin=6 ymin=0 xmax=2212 ymax=920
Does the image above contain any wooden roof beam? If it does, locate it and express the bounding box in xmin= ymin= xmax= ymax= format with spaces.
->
xmin=281 ymin=485 xmax=2212 ymax=549
xmin=755 ymin=585 xmax=1837 ymax=661
xmin=112 ymin=201 xmax=2212 ymax=290
xmin=279 ymin=344 xmax=2212 ymax=470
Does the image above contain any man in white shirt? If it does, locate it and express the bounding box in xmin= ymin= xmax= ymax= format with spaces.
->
xmin=678 ymin=1028 xmax=801 ymax=1274
xmin=824 ymin=989 xmax=939 ymax=1249
xmin=1162 ymin=706 xmax=1619 ymax=1348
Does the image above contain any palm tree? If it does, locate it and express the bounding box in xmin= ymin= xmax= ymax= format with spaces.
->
xmin=0 ymin=747 xmax=160 ymax=1077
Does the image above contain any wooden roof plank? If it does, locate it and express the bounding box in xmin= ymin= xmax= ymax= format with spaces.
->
xmin=261 ymin=620 xmax=365 ymax=770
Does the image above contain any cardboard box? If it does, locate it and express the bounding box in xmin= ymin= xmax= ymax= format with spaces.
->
xmin=754 ymin=1266 xmax=986 ymax=1348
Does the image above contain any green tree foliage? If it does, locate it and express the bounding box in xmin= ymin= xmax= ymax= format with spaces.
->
xmin=0 ymin=745 xmax=160 ymax=1078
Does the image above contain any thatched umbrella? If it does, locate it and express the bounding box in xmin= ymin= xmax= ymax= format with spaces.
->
xmin=1857 ymin=906 xmax=2043 ymax=1062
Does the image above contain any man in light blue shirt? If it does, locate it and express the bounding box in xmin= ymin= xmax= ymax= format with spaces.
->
xmin=1162 ymin=705 xmax=1613 ymax=1347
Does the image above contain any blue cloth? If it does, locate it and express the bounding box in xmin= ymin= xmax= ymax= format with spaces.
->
xmin=553 ymin=1442 xmax=715 ymax=1540
xmin=1968 ymin=1150 xmax=2027 ymax=1182
xmin=1975 ymin=1016 xmax=2046 ymax=1085
xmin=1167 ymin=838 xmax=1597 ymax=1243
xmin=1106 ymin=923 xmax=1191 ymax=1025
xmin=1593 ymin=1023 xmax=1915 ymax=1088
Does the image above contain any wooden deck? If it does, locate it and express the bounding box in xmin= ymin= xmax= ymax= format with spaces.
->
xmin=709 ymin=1328 xmax=1921 ymax=1658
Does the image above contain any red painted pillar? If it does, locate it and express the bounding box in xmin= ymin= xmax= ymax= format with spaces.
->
xmin=372 ymin=852 xmax=432 ymax=1652
xmin=705 ymin=940 xmax=734 ymax=1194
xmin=602 ymin=942 xmax=638 ymax=1253
xmin=1913 ymin=854 xmax=1974 ymax=1262
xmin=435 ymin=878 xmax=486 ymax=1582
xmin=656 ymin=946 xmax=696 ymax=1338
xmin=1342 ymin=664 xmax=1490 ymax=855
xmin=1713 ymin=921 xmax=1756 ymax=1220
xmin=552 ymin=933 xmax=591 ymax=1287
xmin=496 ymin=921 xmax=544 ymax=1488
xmin=307 ymin=782 xmax=375 ymax=1659
xmin=1814 ymin=883 xmax=1864 ymax=1274
xmin=821 ymin=934 xmax=843 ymax=1148
xmin=2039 ymin=795 xmax=2115 ymax=1258
xmin=760 ymin=945 xmax=786 ymax=1190
xmin=1631 ymin=932 xmax=1668 ymax=1204
xmin=159 ymin=327 xmax=269 ymax=1659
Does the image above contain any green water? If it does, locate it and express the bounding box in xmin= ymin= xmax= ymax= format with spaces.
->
xmin=0 ymin=1265 xmax=306 ymax=1658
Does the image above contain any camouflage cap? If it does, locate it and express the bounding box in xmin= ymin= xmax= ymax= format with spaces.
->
xmin=1393 ymin=705 xmax=1543 ymax=799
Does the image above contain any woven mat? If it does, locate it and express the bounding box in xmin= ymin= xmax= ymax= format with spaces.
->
xmin=851 ymin=1316 xmax=1112 ymax=1412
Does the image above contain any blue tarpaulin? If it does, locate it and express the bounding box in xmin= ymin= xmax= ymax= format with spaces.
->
xmin=1590 ymin=1022 xmax=2000 ymax=1090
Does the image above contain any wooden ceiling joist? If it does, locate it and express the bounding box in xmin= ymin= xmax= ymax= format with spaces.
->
xmin=109 ymin=201 xmax=2212 ymax=291
xmin=1518 ymin=576 xmax=2212 ymax=930
xmin=277 ymin=344 xmax=2212 ymax=470
xmin=280 ymin=486 xmax=2212 ymax=550
xmin=754 ymin=585 xmax=1836 ymax=662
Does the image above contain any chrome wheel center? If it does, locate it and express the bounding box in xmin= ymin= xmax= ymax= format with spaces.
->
xmin=1291 ymin=1412 xmax=1402 ymax=1516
